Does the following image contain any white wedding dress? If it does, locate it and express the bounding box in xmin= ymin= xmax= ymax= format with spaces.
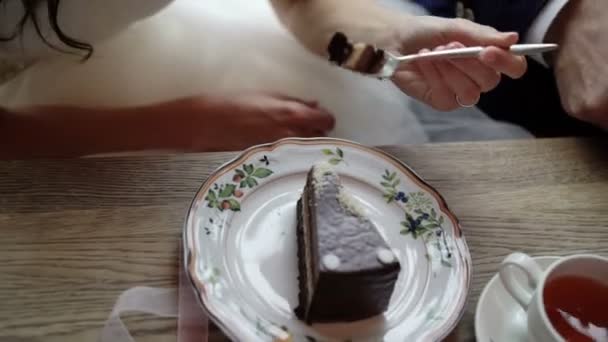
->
xmin=0 ymin=0 xmax=530 ymax=147
xmin=0 ymin=0 xmax=432 ymax=146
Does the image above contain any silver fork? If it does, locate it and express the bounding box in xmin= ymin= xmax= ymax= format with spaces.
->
xmin=373 ymin=43 xmax=558 ymax=79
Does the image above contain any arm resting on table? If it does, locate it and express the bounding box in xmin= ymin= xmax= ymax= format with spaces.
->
xmin=0 ymin=101 xmax=196 ymax=159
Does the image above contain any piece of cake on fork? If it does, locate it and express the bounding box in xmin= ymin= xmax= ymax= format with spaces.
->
xmin=294 ymin=163 xmax=401 ymax=323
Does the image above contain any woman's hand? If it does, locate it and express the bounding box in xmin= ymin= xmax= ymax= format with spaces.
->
xmin=187 ymin=92 xmax=335 ymax=151
xmin=0 ymin=92 xmax=334 ymax=159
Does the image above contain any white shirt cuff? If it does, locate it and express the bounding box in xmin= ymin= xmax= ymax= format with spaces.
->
xmin=524 ymin=0 xmax=569 ymax=66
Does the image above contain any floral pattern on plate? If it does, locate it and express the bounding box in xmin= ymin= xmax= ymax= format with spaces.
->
xmin=184 ymin=138 xmax=471 ymax=342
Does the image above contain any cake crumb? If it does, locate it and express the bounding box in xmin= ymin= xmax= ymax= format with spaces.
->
xmin=312 ymin=162 xmax=366 ymax=217
xmin=311 ymin=162 xmax=336 ymax=193
xmin=337 ymin=188 xmax=365 ymax=217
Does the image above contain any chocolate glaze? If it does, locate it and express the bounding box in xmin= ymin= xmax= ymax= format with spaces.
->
xmin=295 ymin=165 xmax=401 ymax=323
xmin=327 ymin=32 xmax=352 ymax=65
xmin=367 ymin=48 xmax=386 ymax=74
xmin=327 ymin=32 xmax=386 ymax=74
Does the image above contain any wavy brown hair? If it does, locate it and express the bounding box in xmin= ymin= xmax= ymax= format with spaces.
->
xmin=0 ymin=0 xmax=93 ymax=58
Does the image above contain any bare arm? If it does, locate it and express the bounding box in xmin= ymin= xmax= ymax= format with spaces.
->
xmin=0 ymin=100 xmax=194 ymax=159
xmin=268 ymin=0 xmax=402 ymax=57
xmin=0 ymin=93 xmax=335 ymax=159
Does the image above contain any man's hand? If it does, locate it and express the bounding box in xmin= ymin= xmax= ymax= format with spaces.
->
xmin=547 ymin=0 xmax=608 ymax=129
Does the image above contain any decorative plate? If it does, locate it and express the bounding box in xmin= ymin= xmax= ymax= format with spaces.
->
xmin=184 ymin=138 xmax=471 ymax=342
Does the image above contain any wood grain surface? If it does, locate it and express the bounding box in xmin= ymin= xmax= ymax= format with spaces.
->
xmin=1 ymin=138 xmax=607 ymax=342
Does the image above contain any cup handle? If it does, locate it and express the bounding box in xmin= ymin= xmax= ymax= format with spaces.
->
xmin=499 ymin=252 xmax=544 ymax=309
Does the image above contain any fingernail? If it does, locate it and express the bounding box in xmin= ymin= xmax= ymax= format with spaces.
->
xmin=435 ymin=45 xmax=446 ymax=51
xmin=448 ymin=42 xmax=460 ymax=49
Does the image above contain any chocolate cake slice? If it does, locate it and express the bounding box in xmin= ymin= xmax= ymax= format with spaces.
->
xmin=294 ymin=163 xmax=401 ymax=323
xmin=327 ymin=32 xmax=386 ymax=74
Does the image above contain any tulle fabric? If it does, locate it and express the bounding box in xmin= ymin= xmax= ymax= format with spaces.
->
xmin=0 ymin=0 xmax=429 ymax=146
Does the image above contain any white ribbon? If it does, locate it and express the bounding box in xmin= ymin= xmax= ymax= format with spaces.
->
xmin=98 ymin=287 xmax=179 ymax=342
xmin=99 ymin=283 xmax=209 ymax=342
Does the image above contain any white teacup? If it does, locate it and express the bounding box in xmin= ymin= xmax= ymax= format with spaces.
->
xmin=499 ymin=252 xmax=608 ymax=342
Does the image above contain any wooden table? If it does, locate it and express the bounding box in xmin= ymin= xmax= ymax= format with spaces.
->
xmin=1 ymin=138 xmax=607 ymax=342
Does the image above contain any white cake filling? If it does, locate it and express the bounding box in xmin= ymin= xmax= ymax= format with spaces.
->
xmin=344 ymin=43 xmax=369 ymax=70
xmin=300 ymin=186 xmax=315 ymax=313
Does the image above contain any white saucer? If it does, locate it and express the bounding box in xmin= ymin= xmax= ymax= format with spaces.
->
xmin=475 ymin=256 xmax=560 ymax=342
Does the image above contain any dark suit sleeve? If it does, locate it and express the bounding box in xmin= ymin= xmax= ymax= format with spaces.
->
xmin=469 ymin=0 xmax=549 ymax=37
xmin=411 ymin=0 xmax=458 ymax=18
xmin=412 ymin=0 xmax=550 ymax=37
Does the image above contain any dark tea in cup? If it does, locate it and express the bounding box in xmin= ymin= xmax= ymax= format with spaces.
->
xmin=544 ymin=275 xmax=608 ymax=342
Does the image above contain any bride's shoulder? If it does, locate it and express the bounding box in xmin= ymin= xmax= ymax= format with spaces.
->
xmin=0 ymin=0 xmax=175 ymax=61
